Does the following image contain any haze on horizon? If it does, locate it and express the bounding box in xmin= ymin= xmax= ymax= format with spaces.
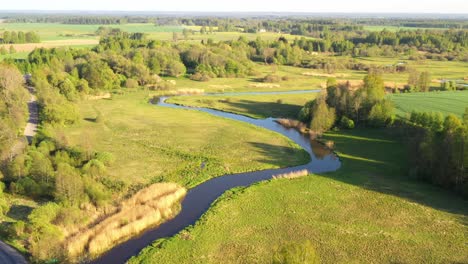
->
xmin=0 ymin=0 xmax=467 ymax=14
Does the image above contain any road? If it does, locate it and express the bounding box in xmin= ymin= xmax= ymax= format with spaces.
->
xmin=0 ymin=241 xmax=27 ymax=264
xmin=23 ymin=86 xmax=38 ymax=143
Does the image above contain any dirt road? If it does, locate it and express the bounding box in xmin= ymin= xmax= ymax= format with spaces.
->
xmin=24 ymin=86 xmax=38 ymax=143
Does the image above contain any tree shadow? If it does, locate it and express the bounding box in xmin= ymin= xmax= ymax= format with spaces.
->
xmin=247 ymin=142 xmax=310 ymax=168
xmin=223 ymin=99 xmax=301 ymax=119
xmin=7 ymin=205 xmax=34 ymax=221
xmin=322 ymin=129 xmax=468 ymax=220
xmin=247 ymin=128 xmax=467 ymax=222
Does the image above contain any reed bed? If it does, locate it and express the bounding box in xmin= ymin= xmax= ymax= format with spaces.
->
xmin=273 ymin=169 xmax=309 ymax=179
xmin=276 ymin=119 xmax=308 ymax=134
xmin=65 ymin=183 xmax=186 ymax=259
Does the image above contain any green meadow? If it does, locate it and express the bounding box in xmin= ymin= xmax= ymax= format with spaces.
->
xmin=130 ymin=128 xmax=468 ymax=264
xmin=167 ymin=92 xmax=318 ymax=119
xmin=57 ymin=90 xmax=309 ymax=188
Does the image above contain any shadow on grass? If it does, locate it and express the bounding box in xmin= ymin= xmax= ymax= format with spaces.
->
xmin=322 ymin=128 xmax=468 ymax=220
xmin=223 ymin=99 xmax=301 ymax=119
xmin=7 ymin=205 xmax=34 ymax=221
xmin=248 ymin=142 xmax=310 ymax=168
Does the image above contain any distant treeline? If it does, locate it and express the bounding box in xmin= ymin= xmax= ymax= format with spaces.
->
xmin=3 ymin=15 xmax=468 ymax=31
xmin=0 ymin=31 xmax=40 ymax=44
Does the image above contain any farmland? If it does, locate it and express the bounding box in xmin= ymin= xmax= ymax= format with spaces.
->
xmin=389 ymin=91 xmax=468 ymax=117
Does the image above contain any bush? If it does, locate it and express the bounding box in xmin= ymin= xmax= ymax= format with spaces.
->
xmin=263 ymin=74 xmax=282 ymax=83
xmin=125 ymin=78 xmax=139 ymax=88
xmin=190 ymin=72 xmax=211 ymax=82
xmin=340 ymin=116 xmax=355 ymax=129
xmin=272 ymin=240 xmax=320 ymax=264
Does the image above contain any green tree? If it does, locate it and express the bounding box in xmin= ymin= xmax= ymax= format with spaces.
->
xmin=418 ymin=71 xmax=431 ymax=92
xmin=368 ymin=99 xmax=394 ymax=127
xmin=55 ymin=163 xmax=84 ymax=206
xmin=309 ymin=96 xmax=336 ymax=133
xmin=363 ymin=72 xmax=385 ymax=104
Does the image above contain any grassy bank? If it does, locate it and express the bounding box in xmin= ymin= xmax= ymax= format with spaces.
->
xmin=130 ymin=128 xmax=468 ymax=264
xmin=57 ymin=90 xmax=309 ymax=188
xmin=389 ymin=90 xmax=468 ymax=117
xmin=167 ymin=92 xmax=319 ymax=119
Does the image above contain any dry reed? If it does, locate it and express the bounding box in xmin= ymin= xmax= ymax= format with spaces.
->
xmin=276 ymin=119 xmax=308 ymax=134
xmin=273 ymin=169 xmax=309 ymax=179
xmin=65 ymin=183 xmax=186 ymax=259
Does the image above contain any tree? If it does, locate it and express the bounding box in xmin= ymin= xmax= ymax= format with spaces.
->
xmin=166 ymin=61 xmax=186 ymax=77
xmin=363 ymin=72 xmax=385 ymax=104
xmin=309 ymin=96 xmax=336 ymax=133
xmin=172 ymin=32 xmax=179 ymax=42
xmin=418 ymin=71 xmax=431 ymax=92
xmin=368 ymin=99 xmax=394 ymax=127
xmin=55 ymin=163 xmax=84 ymax=206
xmin=407 ymin=69 xmax=419 ymax=91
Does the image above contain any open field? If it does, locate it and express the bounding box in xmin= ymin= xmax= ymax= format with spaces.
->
xmin=167 ymin=92 xmax=318 ymax=119
xmin=130 ymin=128 xmax=468 ymax=264
xmin=389 ymin=90 xmax=468 ymax=117
xmin=0 ymin=23 xmax=311 ymax=43
xmin=0 ymin=39 xmax=98 ymax=53
xmin=57 ymin=90 xmax=309 ymax=188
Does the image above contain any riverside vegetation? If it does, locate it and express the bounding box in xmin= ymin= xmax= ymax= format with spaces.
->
xmin=0 ymin=14 xmax=467 ymax=263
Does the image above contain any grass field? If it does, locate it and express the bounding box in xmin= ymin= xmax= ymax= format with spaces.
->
xmin=57 ymin=90 xmax=309 ymax=188
xmin=130 ymin=128 xmax=468 ymax=264
xmin=167 ymin=92 xmax=318 ymax=119
xmin=389 ymin=90 xmax=468 ymax=117
xmin=0 ymin=22 xmax=311 ymax=44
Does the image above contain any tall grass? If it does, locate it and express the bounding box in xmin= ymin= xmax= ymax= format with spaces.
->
xmin=272 ymin=169 xmax=309 ymax=179
xmin=65 ymin=183 xmax=186 ymax=259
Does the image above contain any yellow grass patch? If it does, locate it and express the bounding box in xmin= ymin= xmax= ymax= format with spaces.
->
xmin=249 ymin=83 xmax=281 ymax=88
xmin=302 ymin=71 xmax=349 ymax=78
xmin=65 ymin=183 xmax=186 ymax=259
xmin=0 ymin=39 xmax=99 ymax=52
xmin=86 ymin=93 xmax=111 ymax=100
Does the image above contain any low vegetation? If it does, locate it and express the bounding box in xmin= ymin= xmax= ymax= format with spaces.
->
xmin=66 ymin=183 xmax=186 ymax=260
xmin=130 ymin=128 xmax=468 ymax=264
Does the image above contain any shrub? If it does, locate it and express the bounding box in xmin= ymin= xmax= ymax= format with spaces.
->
xmin=263 ymin=74 xmax=282 ymax=83
xmin=125 ymin=78 xmax=139 ymax=88
xmin=340 ymin=116 xmax=355 ymax=129
xmin=276 ymin=99 xmax=283 ymax=104
xmin=272 ymin=240 xmax=320 ymax=264
xmin=190 ymin=72 xmax=211 ymax=82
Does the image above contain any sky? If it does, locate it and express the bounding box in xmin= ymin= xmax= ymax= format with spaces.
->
xmin=0 ymin=0 xmax=467 ymax=13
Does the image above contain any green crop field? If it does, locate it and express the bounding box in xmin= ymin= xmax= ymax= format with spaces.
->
xmin=57 ymin=90 xmax=309 ymax=188
xmin=130 ymin=128 xmax=468 ymax=264
xmin=389 ymin=91 xmax=468 ymax=117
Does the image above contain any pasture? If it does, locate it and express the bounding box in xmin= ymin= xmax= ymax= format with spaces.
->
xmin=130 ymin=128 xmax=468 ymax=264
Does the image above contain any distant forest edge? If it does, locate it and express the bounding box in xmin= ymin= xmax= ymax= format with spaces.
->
xmin=1 ymin=15 xmax=468 ymax=30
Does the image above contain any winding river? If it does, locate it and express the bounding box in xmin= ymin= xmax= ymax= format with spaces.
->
xmin=92 ymin=90 xmax=341 ymax=264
